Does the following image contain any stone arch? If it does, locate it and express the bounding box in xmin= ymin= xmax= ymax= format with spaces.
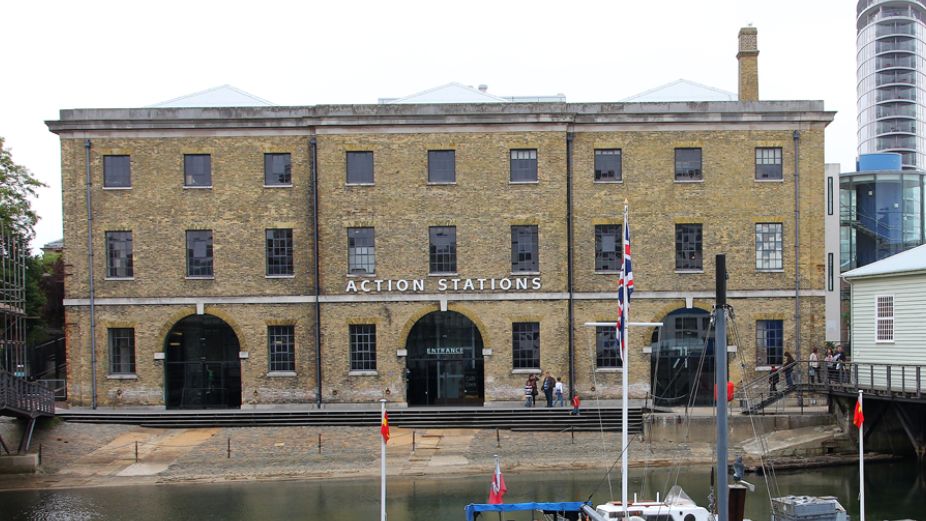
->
xmin=162 ymin=313 xmax=243 ymax=409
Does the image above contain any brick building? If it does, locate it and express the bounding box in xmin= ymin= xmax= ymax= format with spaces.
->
xmin=47 ymin=29 xmax=834 ymax=409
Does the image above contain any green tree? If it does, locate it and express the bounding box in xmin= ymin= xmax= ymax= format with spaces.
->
xmin=0 ymin=136 xmax=45 ymax=241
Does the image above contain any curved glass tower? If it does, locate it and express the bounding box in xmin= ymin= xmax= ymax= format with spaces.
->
xmin=857 ymin=0 xmax=926 ymax=169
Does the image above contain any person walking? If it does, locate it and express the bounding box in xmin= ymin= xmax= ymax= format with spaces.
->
xmin=809 ymin=347 xmax=820 ymax=384
xmin=569 ymin=393 xmax=581 ymax=415
xmin=541 ymin=371 xmax=555 ymax=407
xmin=769 ymin=366 xmax=779 ymax=393
xmin=553 ymin=377 xmax=565 ymax=407
xmin=825 ymin=347 xmax=835 ymax=383
xmin=833 ymin=345 xmax=847 ymax=383
xmin=524 ymin=375 xmax=536 ymax=407
xmin=783 ymin=351 xmax=795 ymax=388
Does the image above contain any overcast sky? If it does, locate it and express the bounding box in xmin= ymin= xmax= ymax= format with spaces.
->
xmin=2 ymin=0 xmax=857 ymax=252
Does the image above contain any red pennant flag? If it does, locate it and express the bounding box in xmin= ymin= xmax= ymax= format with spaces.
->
xmin=488 ymin=459 xmax=507 ymax=504
xmin=381 ymin=411 xmax=390 ymax=444
xmin=853 ymin=398 xmax=864 ymax=429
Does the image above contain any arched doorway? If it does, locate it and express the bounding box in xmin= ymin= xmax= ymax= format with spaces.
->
xmin=405 ymin=311 xmax=484 ymax=406
xmin=649 ymin=308 xmax=717 ymax=407
xmin=164 ymin=314 xmax=242 ymax=409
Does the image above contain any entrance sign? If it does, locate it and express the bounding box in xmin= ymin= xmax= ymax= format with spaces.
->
xmin=427 ymin=347 xmax=465 ymax=356
xmin=346 ymin=276 xmax=541 ymax=293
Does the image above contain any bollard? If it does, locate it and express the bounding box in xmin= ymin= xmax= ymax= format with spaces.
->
xmin=412 ymin=431 xmax=416 ymax=453
xmin=318 ymin=433 xmax=322 ymax=454
xmin=571 ymin=426 xmax=575 ymax=444
xmin=227 ymin=438 xmax=231 ymax=459
xmin=38 ymin=443 xmax=42 ymax=465
xmin=496 ymin=428 xmax=500 ymax=448
xmin=135 ymin=441 xmax=139 ymax=463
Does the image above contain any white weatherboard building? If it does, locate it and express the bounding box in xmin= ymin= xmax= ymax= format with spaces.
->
xmin=842 ymin=243 xmax=926 ymax=387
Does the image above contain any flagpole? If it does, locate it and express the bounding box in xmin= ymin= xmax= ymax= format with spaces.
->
xmin=858 ymin=390 xmax=864 ymax=521
xmin=621 ymin=201 xmax=629 ymax=516
xmin=381 ymin=398 xmax=387 ymax=521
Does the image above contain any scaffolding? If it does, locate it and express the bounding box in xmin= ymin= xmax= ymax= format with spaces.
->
xmin=1 ymin=228 xmax=27 ymax=377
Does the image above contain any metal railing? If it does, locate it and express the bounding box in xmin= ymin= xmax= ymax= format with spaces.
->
xmin=0 ymin=369 xmax=55 ymax=418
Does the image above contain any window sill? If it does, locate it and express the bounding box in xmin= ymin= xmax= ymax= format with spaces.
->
xmin=105 ymin=277 xmax=135 ymax=281
xmin=756 ymin=269 xmax=784 ymax=273
xmin=595 ymin=270 xmax=621 ymax=275
xmin=349 ymin=370 xmax=378 ymax=376
xmin=263 ymin=184 xmax=293 ymax=188
xmin=755 ymin=178 xmax=784 ymax=183
xmin=265 ymin=274 xmax=296 ymax=279
xmin=593 ymin=180 xmax=623 ymax=184
xmin=107 ymin=374 xmax=138 ymax=380
xmin=427 ymin=181 xmax=457 ymax=186
xmin=512 ymin=368 xmax=540 ymax=374
xmin=429 ymin=272 xmax=458 ymax=277
xmin=509 ymin=180 xmax=540 ymax=185
xmin=874 ymin=340 xmax=895 ymax=344
xmin=512 ymin=271 xmax=540 ymax=276
xmin=675 ymin=269 xmax=704 ymax=274
xmin=347 ymin=273 xmax=376 ymax=278
xmin=102 ymin=186 xmax=132 ymax=191
xmin=345 ymin=182 xmax=375 ymax=187
xmin=267 ymin=371 xmax=297 ymax=377
xmin=185 ymin=276 xmax=215 ymax=280
xmin=674 ymin=179 xmax=704 ymax=184
xmin=595 ymin=367 xmax=623 ymax=373
xmin=183 ymin=185 xmax=213 ymax=189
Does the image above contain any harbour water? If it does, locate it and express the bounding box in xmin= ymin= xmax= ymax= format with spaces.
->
xmin=2 ymin=461 xmax=922 ymax=520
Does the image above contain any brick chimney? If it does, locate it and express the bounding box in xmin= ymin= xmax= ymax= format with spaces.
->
xmin=737 ymin=26 xmax=759 ymax=101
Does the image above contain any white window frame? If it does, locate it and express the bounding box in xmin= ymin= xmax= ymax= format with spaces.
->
xmin=875 ymin=295 xmax=894 ymax=343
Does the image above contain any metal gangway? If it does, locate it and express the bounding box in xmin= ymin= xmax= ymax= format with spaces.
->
xmin=0 ymin=369 xmax=55 ymax=453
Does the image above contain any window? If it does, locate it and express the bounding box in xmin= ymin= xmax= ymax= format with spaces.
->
xmin=348 ymin=227 xmax=375 ymax=275
xmin=103 ymin=155 xmax=131 ymax=188
xmin=346 ymin=151 xmax=374 ymax=184
xmin=511 ymin=225 xmax=539 ymax=273
xmin=268 ymin=325 xmax=295 ymax=372
xmin=108 ymin=328 xmax=135 ymax=374
xmin=266 ymin=229 xmax=294 ymax=276
xmin=675 ymin=224 xmax=703 ymax=271
xmin=428 ymin=150 xmax=456 ymax=183
xmin=186 ymin=230 xmax=213 ymax=277
xmin=105 ymin=231 xmax=133 ymax=278
xmin=184 ymin=154 xmax=212 ymax=187
xmin=595 ymin=224 xmax=621 ymax=272
xmin=755 ymin=147 xmax=782 ymax=180
xmin=876 ymin=296 xmax=894 ymax=342
xmin=510 ymin=149 xmax=538 ymax=182
xmin=594 ymin=149 xmax=622 ymax=182
xmin=264 ymin=153 xmax=292 ymax=186
xmin=349 ymin=324 xmax=377 ymax=371
xmin=827 ymin=177 xmax=834 ymax=216
xmin=755 ymin=223 xmax=783 ymax=271
xmin=674 ymin=148 xmax=702 ymax=181
xmin=512 ymin=322 xmax=540 ymax=369
xmin=429 ymin=226 xmax=457 ymax=274
xmin=827 ymin=253 xmax=834 ymax=292
xmin=756 ymin=320 xmax=783 ymax=366
xmin=596 ymin=326 xmax=621 ymax=368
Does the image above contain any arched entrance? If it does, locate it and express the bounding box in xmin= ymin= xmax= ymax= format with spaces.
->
xmin=649 ymin=308 xmax=717 ymax=407
xmin=164 ymin=314 xmax=242 ymax=409
xmin=405 ymin=311 xmax=484 ymax=406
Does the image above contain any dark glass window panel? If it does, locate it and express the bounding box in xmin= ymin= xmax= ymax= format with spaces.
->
xmin=266 ymin=229 xmax=294 ymax=276
xmin=755 ymin=147 xmax=783 ymax=180
xmin=184 ymin=154 xmax=212 ymax=187
xmin=674 ymin=148 xmax=702 ymax=180
xmin=268 ymin=325 xmax=295 ymax=372
xmin=594 ymin=149 xmax=622 ymax=181
xmin=511 ymin=225 xmax=539 ymax=272
xmin=346 ymin=151 xmax=374 ymax=184
xmin=103 ymin=155 xmax=131 ymax=188
xmin=510 ymin=149 xmax=538 ymax=182
xmin=755 ymin=223 xmax=783 ymax=271
xmin=108 ymin=328 xmax=135 ymax=374
xmin=106 ymin=231 xmax=134 ymax=278
xmin=428 ymin=150 xmax=456 ymax=183
xmin=596 ymin=326 xmax=621 ymax=368
xmin=186 ymin=230 xmax=214 ymax=277
xmin=595 ymin=224 xmax=622 ymax=272
xmin=347 ymin=227 xmax=375 ymax=275
xmin=675 ymin=224 xmax=703 ymax=270
xmin=756 ymin=320 xmax=783 ymax=366
xmin=429 ymin=226 xmax=457 ymax=273
xmin=349 ymin=324 xmax=377 ymax=371
xmin=512 ymin=322 xmax=540 ymax=369
xmin=264 ymin=153 xmax=292 ymax=186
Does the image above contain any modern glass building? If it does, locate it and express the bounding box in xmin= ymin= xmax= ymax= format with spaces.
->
xmin=857 ymin=0 xmax=926 ymax=169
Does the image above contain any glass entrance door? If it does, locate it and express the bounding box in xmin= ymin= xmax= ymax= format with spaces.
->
xmin=405 ymin=311 xmax=484 ymax=406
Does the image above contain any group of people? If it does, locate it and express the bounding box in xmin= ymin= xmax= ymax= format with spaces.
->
xmin=524 ymin=372 xmax=580 ymax=414
xmin=770 ymin=344 xmax=849 ymax=392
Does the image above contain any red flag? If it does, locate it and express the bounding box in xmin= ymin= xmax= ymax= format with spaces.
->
xmin=488 ymin=459 xmax=507 ymax=504
xmin=853 ymin=398 xmax=864 ymax=428
xmin=381 ymin=411 xmax=390 ymax=444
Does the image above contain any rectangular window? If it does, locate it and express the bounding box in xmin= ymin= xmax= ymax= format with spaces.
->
xmin=512 ymin=322 xmax=540 ymax=369
xmin=594 ymin=149 xmax=622 ymax=182
xmin=510 ymin=149 xmax=538 ymax=182
xmin=103 ymin=155 xmax=131 ymax=188
xmin=184 ymin=154 xmax=212 ymax=187
xmin=755 ymin=147 xmax=783 ymax=180
xmin=755 ymin=223 xmax=783 ymax=271
xmin=675 ymin=224 xmax=703 ymax=270
xmin=186 ymin=230 xmax=214 ymax=277
xmin=429 ymin=226 xmax=457 ymax=274
xmin=876 ymin=295 xmax=894 ymax=342
xmin=266 ymin=229 xmax=294 ymax=276
xmin=349 ymin=324 xmax=377 ymax=371
xmin=268 ymin=325 xmax=295 ymax=372
xmin=828 ymin=253 xmax=834 ymax=292
xmin=827 ymin=177 xmax=834 ymax=215
xmin=596 ymin=326 xmax=621 ymax=368
xmin=348 ymin=227 xmax=376 ymax=275
xmin=511 ymin=225 xmax=539 ymax=273
xmin=105 ymin=231 xmax=134 ymax=278
xmin=674 ymin=148 xmax=702 ymax=181
xmin=108 ymin=328 xmax=135 ymax=374
xmin=346 ymin=151 xmax=374 ymax=184
xmin=428 ymin=150 xmax=456 ymax=183
xmin=595 ymin=224 xmax=622 ymax=272
xmin=264 ymin=153 xmax=292 ymax=186
xmin=756 ymin=320 xmax=784 ymax=366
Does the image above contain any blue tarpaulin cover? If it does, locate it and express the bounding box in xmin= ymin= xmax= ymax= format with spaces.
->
xmin=464 ymin=502 xmax=590 ymax=521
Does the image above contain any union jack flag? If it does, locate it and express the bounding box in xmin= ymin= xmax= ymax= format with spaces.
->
xmin=617 ymin=219 xmax=633 ymax=362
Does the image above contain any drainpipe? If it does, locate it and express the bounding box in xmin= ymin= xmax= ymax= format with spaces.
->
xmin=566 ymin=132 xmax=576 ymax=397
xmin=84 ymin=139 xmax=98 ymax=410
xmin=310 ymin=136 xmax=323 ymax=408
xmin=793 ymin=130 xmax=802 ymax=365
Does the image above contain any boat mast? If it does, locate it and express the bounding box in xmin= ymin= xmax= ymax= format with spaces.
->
xmin=715 ymin=254 xmax=729 ymax=521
